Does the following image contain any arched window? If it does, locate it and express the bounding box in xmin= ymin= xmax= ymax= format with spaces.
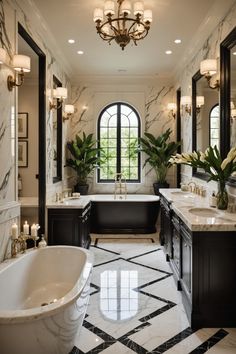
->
xmin=209 ymin=104 xmax=220 ymax=149
xmin=98 ymin=102 xmax=141 ymax=182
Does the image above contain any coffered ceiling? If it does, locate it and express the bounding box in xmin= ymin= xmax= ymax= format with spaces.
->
xmin=31 ymin=0 xmax=235 ymax=84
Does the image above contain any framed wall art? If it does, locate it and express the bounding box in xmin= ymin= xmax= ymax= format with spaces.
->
xmin=18 ymin=140 xmax=28 ymax=167
xmin=18 ymin=112 xmax=28 ymax=138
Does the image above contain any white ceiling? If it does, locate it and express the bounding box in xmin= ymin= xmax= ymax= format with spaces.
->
xmin=31 ymin=0 xmax=235 ymax=84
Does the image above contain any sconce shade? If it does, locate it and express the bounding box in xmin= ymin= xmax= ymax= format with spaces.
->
xmin=197 ymin=96 xmax=205 ymax=107
xmin=143 ymin=9 xmax=153 ymax=23
xmin=104 ymin=1 xmax=115 ymax=15
xmin=65 ymin=104 xmax=74 ymax=114
xmin=231 ymin=108 xmax=236 ymax=118
xmin=167 ymin=103 xmax=177 ymax=110
xmin=12 ymin=54 xmax=31 ymax=72
xmin=55 ymin=87 xmax=68 ymax=99
xmin=134 ymin=2 xmax=144 ymax=15
xmin=181 ymin=96 xmax=191 ymax=105
xmin=200 ymin=59 xmax=217 ymax=76
xmin=121 ymin=0 xmax=132 ymax=15
xmin=94 ymin=8 xmax=104 ymax=22
xmin=0 ymin=48 xmax=7 ymax=64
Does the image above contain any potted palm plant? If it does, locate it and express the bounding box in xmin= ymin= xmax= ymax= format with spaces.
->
xmin=66 ymin=132 xmax=101 ymax=195
xmin=139 ymin=128 xmax=181 ymax=195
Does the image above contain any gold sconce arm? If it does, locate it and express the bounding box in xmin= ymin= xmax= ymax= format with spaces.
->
xmin=7 ymin=70 xmax=25 ymax=91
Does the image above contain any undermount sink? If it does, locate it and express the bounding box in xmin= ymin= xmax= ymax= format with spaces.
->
xmin=171 ymin=191 xmax=194 ymax=198
xmin=188 ymin=207 xmax=219 ymax=217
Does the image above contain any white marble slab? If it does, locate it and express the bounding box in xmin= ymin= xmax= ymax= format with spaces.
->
xmin=160 ymin=188 xmax=236 ymax=231
xmin=46 ymin=196 xmax=91 ymax=209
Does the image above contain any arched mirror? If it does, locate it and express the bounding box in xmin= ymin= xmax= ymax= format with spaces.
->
xmin=192 ymin=70 xmax=219 ymax=179
xmin=220 ymin=26 xmax=236 ymax=185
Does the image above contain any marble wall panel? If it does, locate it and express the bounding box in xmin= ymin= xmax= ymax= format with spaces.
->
xmin=67 ymin=83 xmax=175 ymax=194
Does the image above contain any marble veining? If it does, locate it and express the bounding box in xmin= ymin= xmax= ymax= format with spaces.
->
xmin=160 ymin=188 xmax=236 ymax=231
xmin=71 ymin=237 xmax=235 ymax=354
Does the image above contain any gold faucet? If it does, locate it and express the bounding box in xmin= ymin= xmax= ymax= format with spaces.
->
xmin=188 ymin=181 xmax=197 ymax=193
xmin=114 ymin=173 xmax=127 ymax=199
xmin=11 ymin=233 xmax=39 ymax=257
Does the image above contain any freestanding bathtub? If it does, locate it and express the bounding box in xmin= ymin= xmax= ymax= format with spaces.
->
xmin=0 ymin=246 xmax=93 ymax=354
xmin=90 ymin=194 xmax=160 ymax=234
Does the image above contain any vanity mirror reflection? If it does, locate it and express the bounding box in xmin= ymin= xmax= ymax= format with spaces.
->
xmin=220 ymin=26 xmax=236 ymax=185
xmin=52 ymin=75 xmax=62 ymax=183
xmin=192 ymin=70 xmax=219 ymax=179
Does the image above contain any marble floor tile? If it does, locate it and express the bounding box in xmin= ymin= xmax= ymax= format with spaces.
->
xmin=72 ymin=237 xmax=235 ymax=354
xmin=74 ymin=326 xmax=104 ymax=352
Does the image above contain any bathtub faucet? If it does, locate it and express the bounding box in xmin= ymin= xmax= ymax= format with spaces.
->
xmin=11 ymin=233 xmax=39 ymax=257
xmin=114 ymin=173 xmax=127 ymax=200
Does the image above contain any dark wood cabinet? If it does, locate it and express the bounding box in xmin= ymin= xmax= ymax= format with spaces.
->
xmin=160 ymin=198 xmax=172 ymax=261
xmin=160 ymin=194 xmax=236 ymax=328
xmin=47 ymin=203 xmax=91 ymax=249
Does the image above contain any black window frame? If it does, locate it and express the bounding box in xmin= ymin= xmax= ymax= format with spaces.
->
xmin=97 ymin=102 xmax=141 ymax=183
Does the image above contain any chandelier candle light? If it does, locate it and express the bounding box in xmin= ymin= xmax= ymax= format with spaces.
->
xmin=93 ymin=0 xmax=152 ymax=50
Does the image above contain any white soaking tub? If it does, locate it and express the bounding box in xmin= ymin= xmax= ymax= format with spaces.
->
xmin=0 ymin=246 xmax=93 ymax=354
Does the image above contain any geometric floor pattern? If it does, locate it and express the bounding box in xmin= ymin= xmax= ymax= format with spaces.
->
xmin=70 ymin=234 xmax=236 ymax=354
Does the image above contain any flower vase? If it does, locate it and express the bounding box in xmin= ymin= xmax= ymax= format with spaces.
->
xmin=216 ymin=183 xmax=228 ymax=210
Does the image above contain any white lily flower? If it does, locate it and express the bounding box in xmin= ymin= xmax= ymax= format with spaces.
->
xmin=221 ymin=157 xmax=231 ymax=170
xmin=192 ymin=151 xmax=198 ymax=159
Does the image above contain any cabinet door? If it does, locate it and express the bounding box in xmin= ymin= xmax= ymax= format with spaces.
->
xmin=48 ymin=210 xmax=78 ymax=246
xmin=160 ymin=199 xmax=172 ymax=260
xmin=172 ymin=216 xmax=181 ymax=277
xmin=181 ymin=228 xmax=192 ymax=294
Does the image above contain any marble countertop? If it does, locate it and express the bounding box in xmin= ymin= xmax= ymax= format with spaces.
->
xmin=159 ymin=188 xmax=236 ymax=232
xmin=46 ymin=196 xmax=91 ymax=209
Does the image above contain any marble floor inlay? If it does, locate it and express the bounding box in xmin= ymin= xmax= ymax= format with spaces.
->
xmin=70 ymin=235 xmax=236 ymax=354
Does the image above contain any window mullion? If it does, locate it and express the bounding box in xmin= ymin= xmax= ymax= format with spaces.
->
xmin=117 ymin=104 xmax=121 ymax=174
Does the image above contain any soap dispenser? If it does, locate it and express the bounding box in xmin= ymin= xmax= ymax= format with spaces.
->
xmin=38 ymin=234 xmax=47 ymax=248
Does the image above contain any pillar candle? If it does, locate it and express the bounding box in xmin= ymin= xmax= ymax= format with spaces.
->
xmin=31 ymin=223 xmax=37 ymax=237
xmin=11 ymin=223 xmax=18 ymax=239
xmin=23 ymin=221 xmax=29 ymax=235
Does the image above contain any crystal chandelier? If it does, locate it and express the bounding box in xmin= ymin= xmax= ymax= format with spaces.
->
xmin=93 ymin=0 xmax=153 ymax=50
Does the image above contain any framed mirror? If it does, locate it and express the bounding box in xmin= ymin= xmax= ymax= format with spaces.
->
xmin=220 ymin=26 xmax=236 ymax=185
xmin=192 ymin=70 xmax=219 ymax=180
xmin=52 ymin=75 xmax=62 ymax=183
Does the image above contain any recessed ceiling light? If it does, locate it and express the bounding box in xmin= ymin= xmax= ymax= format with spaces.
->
xmin=77 ymin=50 xmax=84 ymax=55
xmin=174 ymin=39 xmax=181 ymax=44
xmin=165 ymin=50 xmax=172 ymax=55
xmin=233 ymin=51 xmax=236 ymax=56
xmin=68 ymin=39 xmax=75 ymax=44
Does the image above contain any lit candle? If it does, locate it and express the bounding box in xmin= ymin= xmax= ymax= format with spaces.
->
xmin=23 ymin=221 xmax=29 ymax=235
xmin=31 ymin=223 xmax=37 ymax=237
xmin=11 ymin=223 xmax=18 ymax=239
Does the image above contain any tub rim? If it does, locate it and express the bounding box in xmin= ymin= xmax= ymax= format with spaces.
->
xmin=0 ymin=245 xmax=93 ymax=324
xmin=90 ymin=194 xmax=160 ymax=202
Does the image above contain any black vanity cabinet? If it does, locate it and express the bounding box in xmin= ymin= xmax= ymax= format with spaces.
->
xmin=160 ymin=197 xmax=172 ymax=261
xmin=160 ymin=194 xmax=236 ymax=328
xmin=47 ymin=203 xmax=91 ymax=248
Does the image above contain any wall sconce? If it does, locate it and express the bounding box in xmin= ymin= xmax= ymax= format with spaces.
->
xmin=167 ymin=103 xmax=176 ymax=119
xmin=0 ymin=48 xmax=7 ymax=64
xmin=196 ymin=95 xmax=205 ymax=114
xmin=200 ymin=59 xmax=220 ymax=90
xmin=231 ymin=108 xmax=236 ymax=119
xmin=49 ymin=87 xmax=68 ymax=110
xmin=63 ymin=104 xmax=74 ymax=121
xmin=181 ymin=96 xmax=192 ymax=115
xmin=7 ymin=54 xmax=31 ymax=91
